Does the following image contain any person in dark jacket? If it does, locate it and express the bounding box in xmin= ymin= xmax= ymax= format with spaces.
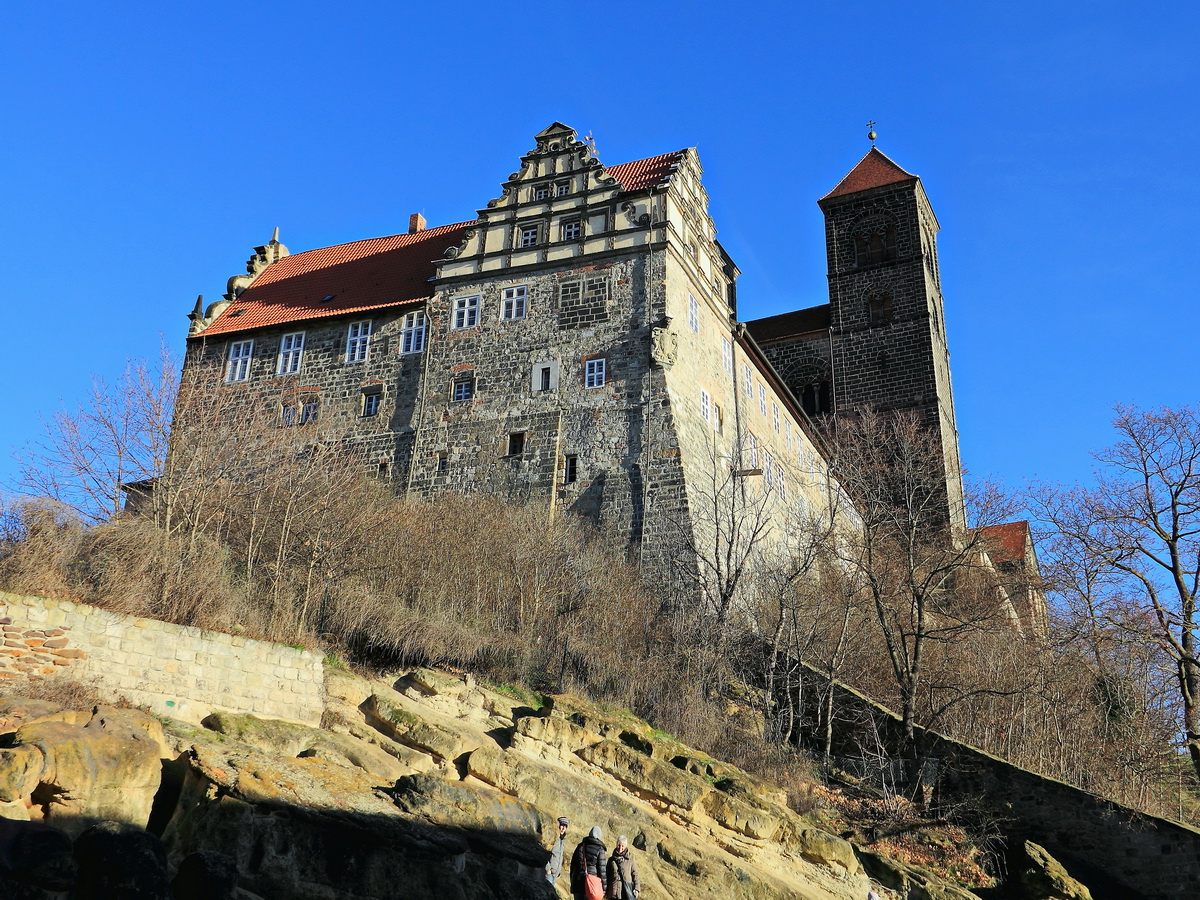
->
xmin=606 ymin=834 xmax=640 ymax=899
xmin=569 ymin=825 xmax=608 ymax=899
xmin=546 ymin=816 xmax=569 ymax=886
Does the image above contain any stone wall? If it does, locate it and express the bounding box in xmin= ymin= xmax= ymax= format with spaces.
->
xmin=799 ymin=665 xmax=1200 ymax=900
xmin=0 ymin=591 xmax=324 ymax=726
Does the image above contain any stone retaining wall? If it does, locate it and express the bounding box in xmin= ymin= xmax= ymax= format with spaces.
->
xmin=0 ymin=591 xmax=324 ymax=726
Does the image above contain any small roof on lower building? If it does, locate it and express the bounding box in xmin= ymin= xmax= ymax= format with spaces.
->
xmin=745 ymin=305 xmax=831 ymax=343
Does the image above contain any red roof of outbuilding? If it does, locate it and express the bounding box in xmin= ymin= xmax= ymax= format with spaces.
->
xmin=196 ymin=222 xmax=472 ymax=338
xmin=819 ymin=148 xmax=918 ymax=204
xmin=606 ymin=150 xmax=688 ymax=192
xmin=980 ymin=521 xmax=1030 ymax=565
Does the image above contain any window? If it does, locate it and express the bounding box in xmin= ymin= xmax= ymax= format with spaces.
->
xmin=452 ymin=295 xmax=480 ymax=329
xmin=801 ymin=380 xmax=832 ymax=416
xmin=533 ymin=185 xmax=550 ymax=201
xmin=400 ymin=312 xmax=426 ymax=354
xmin=764 ymin=451 xmax=775 ymax=487
xmin=436 ymin=451 xmax=448 ymax=474
xmin=700 ymin=388 xmax=711 ymax=423
xmin=748 ymin=433 xmax=759 ymax=468
xmin=687 ymin=295 xmax=700 ymax=334
xmin=869 ymin=292 xmax=893 ymax=324
xmin=362 ymin=392 xmax=381 ymax=417
xmin=561 ymin=219 xmax=582 ymax=241
xmin=539 ymin=367 xmax=551 ymax=391
xmin=584 ymin=358 xmax=606 ymax=388
xmin=854 ymin=222 xmax=897 ymax=266
xmin=507 ymin=432 xmax=526 ymax=456
xmin=779 ymin=475 xmax=788 ymax=501
xmin=452 ymin=374 xmax=475 ymax=402
xmin=721 ymin=337 xmax=732 ymax=373
xmin=772 ymin=402 xmax=780 ymax=433
xmin=531 ymin=360 xmax=559 ymax=392
xmin=743 ymin=363 xmax=753 ymax=398
xmin=784 ymin=419 xmax=792 ymax=450
xmin=280 ymin=405 xmax=295 ymax=427
xmin=501 ymin=286 xmax=527 ymax=321
xmin=277 ymin=332 xmax=304 ymax=375
xmin=758 ymin=384 xmax=767 ymax=416
xmin=555 ymin=182 xmax=570 ymax=197
xmin=226 ymin=340 xmax=254 ymax=382
xmin=300 ymin=400 xmax=318 ymax=425
xmin=712 ymin=403 xmax=723 ymax=434
xmin=345 ymin=321 xmax=371 ymax=363
xmin=282 ymin=396 xmax=318 ymax=426
xmin=563 ymin=454 xmax=578 ymax=485
xmin=520 ymin=225 xmax=539 ymax=247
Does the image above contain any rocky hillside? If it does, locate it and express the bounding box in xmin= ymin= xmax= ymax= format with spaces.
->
xmin=0 ymin=666 xmax=1087 ymax=899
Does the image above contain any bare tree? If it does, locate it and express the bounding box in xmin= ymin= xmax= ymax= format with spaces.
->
xmin=1033 ymin=404 xmax=1200 ymax=783
xmin=824 ymin=408 xmax=1027 ymax=751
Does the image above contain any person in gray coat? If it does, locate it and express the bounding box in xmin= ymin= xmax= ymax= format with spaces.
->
xmin=606 ymin=835 xmax=640 ymax=899
xmin=546 ymin=817 xmax=569 ymax=885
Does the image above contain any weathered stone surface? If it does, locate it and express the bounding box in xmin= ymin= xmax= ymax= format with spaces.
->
xmin=201 ymin=711 xmax=318 ymax=757
xmin=299 ymin=731 xmax=413 ymax=782
xmin=700 ymin=789 xmax=780 ymax=840
xmin=365 ymin=694 xmax=473 ymax=760
xmin=782 ymin=825 xmax=863 ymax=876
xmin=1017 ymin=841 xmax=1092 ymax=900
xmin=515 ymin=712 xmax=599 ymax=754
xmin=73 ymin=821 xmax=171 ymax=900
xmin=576 ymin=740 xmax=709 ymax=811
xmin=170 ymin=850 xmax=238 ymax=900
xmin=0 ymin=818 xmax=76 ymax=891
xmin=0 ymin=746 xmax=44 ymax=803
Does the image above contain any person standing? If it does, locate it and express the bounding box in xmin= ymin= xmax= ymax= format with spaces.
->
xmin=546 ymin=817 xmax=569 ymax=887
xmin=570 ymin=826 xmax=608 ymax=900
xmin=606 ymin=834 xmax=640 ymax=899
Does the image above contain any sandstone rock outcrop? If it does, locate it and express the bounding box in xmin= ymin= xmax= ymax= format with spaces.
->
xmin=1016 ymin=841 xmax=1093 ymax=900
xmin=0 ymin=667 xmax=986 ymax=899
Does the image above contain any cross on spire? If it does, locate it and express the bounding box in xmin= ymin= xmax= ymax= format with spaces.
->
xmin=866 ymin=120 xmax=878 ymax=146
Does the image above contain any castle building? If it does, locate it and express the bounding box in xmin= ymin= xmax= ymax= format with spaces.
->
xmin=180 ymin=122 xmax=1040 ymax=628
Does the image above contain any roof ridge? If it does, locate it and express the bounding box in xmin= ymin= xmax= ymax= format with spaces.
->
xmin=819 ymin=147 xmax=918 ymax=203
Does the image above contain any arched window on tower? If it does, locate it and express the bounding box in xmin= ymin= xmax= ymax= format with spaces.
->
xmin=800 ymin=379 xmax=832 ymax=417
xmin=868 ymin=291 xmax=893 ymax=325
xmin=853 ymin=220 xmax=897 ymax=266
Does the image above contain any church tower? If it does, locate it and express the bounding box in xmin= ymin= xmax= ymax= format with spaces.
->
xmin=818 ymin=147 xmax=966 ymax=529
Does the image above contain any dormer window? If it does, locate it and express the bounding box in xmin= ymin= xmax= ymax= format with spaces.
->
xmin=533 ymin=185 xmax=550 ymax=201
xmin=520 ymin=225 xmax=540 ymax=248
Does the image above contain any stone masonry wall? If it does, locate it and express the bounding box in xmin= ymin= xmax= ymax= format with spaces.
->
xmin=0 ymin=591 xmax=324 ymax=726
xmin=801 ymin=665 xmax=1200 ymax=900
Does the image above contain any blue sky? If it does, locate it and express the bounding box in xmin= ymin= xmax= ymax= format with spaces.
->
xmin=1 ymin=2 xmax=1196 ymax=499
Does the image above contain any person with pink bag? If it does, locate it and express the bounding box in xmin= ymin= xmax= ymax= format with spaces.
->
xmin=569 ymin=825 xmax=608 ymax=900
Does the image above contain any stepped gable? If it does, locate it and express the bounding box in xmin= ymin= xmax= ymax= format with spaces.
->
xmin=818 ymin=147 xmax=918 ymax=204
xmin=605 ymin=150 xmax=689 ymax=192
xmin=746 ymin=304 xmax=831 ymax=344
xmin=197 ymin=222 xmax=473 ymax=338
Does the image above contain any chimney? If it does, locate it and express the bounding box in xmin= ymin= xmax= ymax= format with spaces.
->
xmin=408 ymin=213 xmax=427 ymax=234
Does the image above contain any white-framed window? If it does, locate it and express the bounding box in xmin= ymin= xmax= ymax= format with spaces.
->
xmin=743 ymin=363 xmax=753 ymax=398
xmin=277 ymin=332 xmax=304 ymax=375
xmin=226 ymin=340 xmax=254 ymax=382
xmin=772 ymin=402 xmax=780 ymax=433
xmin=501 ymin=286 xmax=527 ymax=321
xmin=300 ymin=400 xmax=318 ymax=424
xmin=345 ymin=321 xmax=371 ymax=363
xmin=764 ymin=451 xmax=775 ymax=487
xmin=584 ymin=358 xmax=606 ymax=388
xmin=779 ymin=474 xmax=788 ymax=501
xmin=700 ymin=388 xmax=711 ymax=423
xmin=281 ymin=397 xmax=318 ymax=426
xmin=555 ymin=182 xmax=570 ymax=197
xmin=362 ymin=392 xmax=381 ymax=417
xmin=758 ymin=383 xmax=767 ymax=416
xmin=784 ymin=419 xmax=792 ymax=450
xmin=452 ymin=295 xmax=480 ymax=329
xmin=400 ymin=312 xmax=426 ymax=354
xmin=687 ymin=294 xmax=700 ymax=334
xmin=721 ymin=337 xmax=732 ymax=373
xmin=533 ymin=185 xmax=550 ymax=201
xmin=748 ymin=433 xmax=759 ymax=468
xmin=452 ymin=373 xmax=475 ymax=402
xmin=520 ymin=225 xmax=539 ymax=247
xmin=561 ymin=219 xmax=582 ymax=241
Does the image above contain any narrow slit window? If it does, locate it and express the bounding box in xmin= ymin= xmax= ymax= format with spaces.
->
xmin=563 ymin=454 xmax=578 ymax=485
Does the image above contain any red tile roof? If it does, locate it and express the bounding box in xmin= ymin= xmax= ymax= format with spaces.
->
xmin=196 ymin=222 xmax=472 ymax=338
xmin=746 ymin=305 xmax=831 ymax=344
xmin=980 ymin=521 xmax=1030 ymax=564
xmin=195 ymin=150 xmax=688 ymax=339
xmin=819 ymin=148 xmax=918 ymax=204
xmin=606 ymin=150 xmax=688 ymax=192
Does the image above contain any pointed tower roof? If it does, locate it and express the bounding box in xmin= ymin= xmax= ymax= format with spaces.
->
xmin=819 ymin=147 xmax=918 ymax=205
